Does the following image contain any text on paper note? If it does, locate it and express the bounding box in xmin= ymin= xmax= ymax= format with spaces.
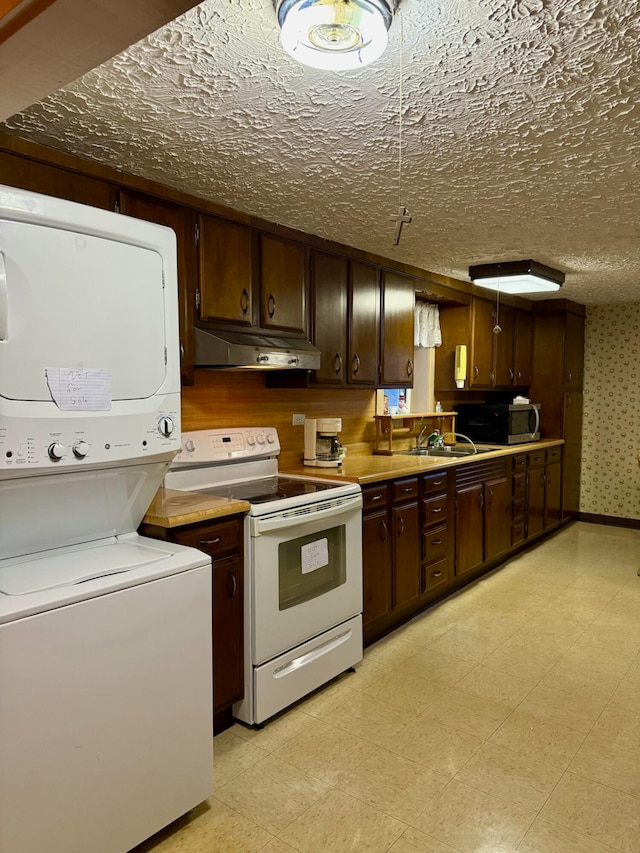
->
xmin=301 ymin=538 xmax=329 ymax=574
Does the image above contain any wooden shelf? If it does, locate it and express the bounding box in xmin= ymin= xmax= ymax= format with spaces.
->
xmin=373 ymin=412 xmax=457 ymax=456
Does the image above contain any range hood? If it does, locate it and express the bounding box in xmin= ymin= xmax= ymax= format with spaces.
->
xmin=194 ymin=327 xmax=321 ymax=370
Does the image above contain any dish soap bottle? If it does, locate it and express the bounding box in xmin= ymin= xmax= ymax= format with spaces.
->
xmin=435 ymin=401 xmax=443 ymax=413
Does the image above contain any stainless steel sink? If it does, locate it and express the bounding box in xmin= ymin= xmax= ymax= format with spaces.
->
xmin=398 ymin=446 xmax=494 ymax=458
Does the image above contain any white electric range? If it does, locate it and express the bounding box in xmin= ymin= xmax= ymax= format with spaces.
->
xmin=166 ymin=427 xmax=364 ymax=725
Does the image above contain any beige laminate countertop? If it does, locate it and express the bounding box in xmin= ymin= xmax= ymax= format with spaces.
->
xmin=142 ymin=487 xmax=250 ymax=528
xmin=282 ymin=439 xmax=564 ymax=486
xmin=142 ymin=440 xmax=564 ymax=527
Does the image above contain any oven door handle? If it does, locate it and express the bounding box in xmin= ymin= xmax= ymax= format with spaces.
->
xmin=252 ymin=495 xmax=362 ymax=535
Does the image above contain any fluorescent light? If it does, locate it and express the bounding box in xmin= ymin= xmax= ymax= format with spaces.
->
xmin=275 ymin=0 xmax=393 ymax=71
xmin=469 ymin=260 xmax=565 ymax=295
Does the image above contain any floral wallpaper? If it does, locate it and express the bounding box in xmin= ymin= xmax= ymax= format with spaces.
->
xmin=581 ymin=303 xmax=640 ymax=521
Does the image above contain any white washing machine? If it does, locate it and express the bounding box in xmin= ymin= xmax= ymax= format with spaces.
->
xmin=0 ymin=186 xmax=213 ymax=853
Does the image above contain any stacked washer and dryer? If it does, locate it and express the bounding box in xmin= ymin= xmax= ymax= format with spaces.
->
xmin=0 ymin=187 xmax=213 ymax=853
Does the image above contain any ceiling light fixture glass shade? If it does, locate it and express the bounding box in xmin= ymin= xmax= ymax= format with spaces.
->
xmin=275 ymin=0 xmax=394 ymax=71
xmin=469 ymin=260 xmax=565 ymax=295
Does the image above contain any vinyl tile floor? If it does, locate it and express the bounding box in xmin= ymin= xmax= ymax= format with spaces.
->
xmin=133 ymin=522 xmax=640 ymax=853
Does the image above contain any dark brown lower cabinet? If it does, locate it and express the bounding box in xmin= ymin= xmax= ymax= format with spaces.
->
xmin=140 ymin=515 xmax=244 ymax=732
xmin=527 ymin=447 xmax=563 ymax=538
xmin=362 ymin=507 xmax=392 ymax=630
xmin=455 ymin=459 xmax=511 ymax=579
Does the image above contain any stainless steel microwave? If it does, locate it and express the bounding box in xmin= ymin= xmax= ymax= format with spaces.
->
xmin=455 ymin=403 xmax=541 ymax=445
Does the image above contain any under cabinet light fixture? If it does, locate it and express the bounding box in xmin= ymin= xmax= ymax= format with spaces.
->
xmin=469 ymin=260 xmax=565 ymax=295
xmin=274 ymin=0 xmax=395 ymax=71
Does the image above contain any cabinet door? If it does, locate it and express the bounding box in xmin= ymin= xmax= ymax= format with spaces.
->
xmin=379 ymin=270 xmax=415 ymax=387
xmin=493 ymin=305 xmax=515 ymax=387
xmin=485 ymin=476 xmax=511 ymax=560
xmin=118 ymin=189 xmax=197 ymax=385
xmin=513 ymin=310 xmax=532 ymax=386
xmin=470 ymin=298 xmax=494 ymax=387
xmin=348 ymin=261 xmax=379 ymax=386
xmin=392 ymin=502 xmax=420 ymax=610
xmin=260 ymin=233 xmax=308 ymax=334
xmin=310 ymin=250 xmax=348 ymax=385
xmin=455 ymin=483 xmax=484 ymax=576
xmin=212 ymin=554 xmax=244 ymax=714
xmin=362 ymin=509 xmax=392 ymax=630
xmin=563 ymin=391 xmax=582 ymax=517
xmin=527 ymin=468 xmax=546 ymax=538
xmin=198 ymin=215 xmax=254 ymax=327
xmin=564 ymin=312 xmax=585 ymax=390
xmin=545 ymin=462 xmax=562 ymax=529
xmin=0 ymin=152 xmax=114 ymax=210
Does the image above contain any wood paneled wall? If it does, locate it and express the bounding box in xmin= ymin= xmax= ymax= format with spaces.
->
xmin=182 ymin=370 xmax=377 ymax=469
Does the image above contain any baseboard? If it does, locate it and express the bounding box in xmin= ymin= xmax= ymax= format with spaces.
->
xmin=578 ymin=512 xmax=640 ymax=530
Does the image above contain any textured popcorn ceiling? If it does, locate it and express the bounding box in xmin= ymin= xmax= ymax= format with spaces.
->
xmin=3 ymin=0 xmax=640 ymax=304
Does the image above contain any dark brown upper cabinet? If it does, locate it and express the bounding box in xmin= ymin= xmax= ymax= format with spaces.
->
xmin=310 ymin=252 xmax=379 ymax=388
xmin=260 ymin=234 xmax=308 ymax=336
xmin=197 ymin=215 xmax=254 ymax=327
xmin=379 ymin=270 xmax=415 ymax=387
xmin=118 ymin=188 xmax=197 ymax=386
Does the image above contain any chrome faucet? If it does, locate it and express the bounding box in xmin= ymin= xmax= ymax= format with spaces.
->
xmin=416 ymin=425 xmax=430 ymax=449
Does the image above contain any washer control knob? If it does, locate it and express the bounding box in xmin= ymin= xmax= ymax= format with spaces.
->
xmin=48 ymin=442 xmax=66 ymax=461
xmin=256 ymin=433 xmax=265 ymax=445
xmin=185 ymin=439 xmax=195 ymax=453
xmin=72 ymin=440 xmax=89 ymax=458
xmin=158 ymin=417 xmax=174 ymax=438
xmin=246 ymin=434 xmax=256 ymax=447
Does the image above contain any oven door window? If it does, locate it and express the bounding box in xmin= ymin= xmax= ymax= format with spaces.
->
xmin=278 ymin=524 xmax=346 ymax=610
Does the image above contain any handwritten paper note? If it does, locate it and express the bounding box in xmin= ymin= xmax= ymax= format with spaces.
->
xmin=46 ymin=368 xmax=112 ymax=411
xmin=301 ymin=538 xmax=329 ymax=574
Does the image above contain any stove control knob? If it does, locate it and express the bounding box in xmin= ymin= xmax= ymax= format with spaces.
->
xmin=158 ymin=416 xmax=174 ymax=438
xmin=246 ymin=434 xmax=256 ymax=447
xmin=72 ymin=440 xmax=89 ymax=459
xmin=184 ymin=439 xmax=195 ymax=453
xmin=48 ymin=442 xmax=66 ymax=461
xmin=256 ymin=433 xmax=265 ymax=445
xmin=266 ymin=433 xmax=275 ymax=444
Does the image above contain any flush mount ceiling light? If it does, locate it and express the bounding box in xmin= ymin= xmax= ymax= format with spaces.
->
xmin=275 ymin=0 xmax=395 ymax=71
xmin=469 ymin=260 xmax=565 ymax=295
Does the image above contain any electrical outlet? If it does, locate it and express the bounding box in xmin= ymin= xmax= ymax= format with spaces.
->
xmin=292 ymin=413 xmax=306 ymax=426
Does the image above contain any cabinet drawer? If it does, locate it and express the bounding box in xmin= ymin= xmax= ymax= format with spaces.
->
xmin=422 ymin=494 xmax=447 ymax=527
xmin=512 ymin=496 xmax=525 ymax=520
xmin=511 ymin=522 xmax=525 ymax=546
xmin=422 ymin=525 xmax=448 ymax=563
xmin=422 ymin=470 xmax=448 ymax=496
xmin=513 ymin=472 xmax=526 ymax=500
xmin=173 ymin=518 xmax=241 ymax=555
xmin=512 ymin=454 xmax=527 ymax=473
xmin=392 ymin=477 xmax=419 ymax=503
xmin=362 ymin=482 xmax=389 ymax=510
xmin=547 ymin=446 xmax=562 ymax=464
xmin=528 ymin=449 xmax=546 ymax=469
xmin=422 ymin=556 xmax=449 ymax=595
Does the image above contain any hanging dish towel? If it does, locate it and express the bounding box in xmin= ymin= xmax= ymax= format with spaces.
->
xmin=414 ymin=302 xmax=442 ymax=347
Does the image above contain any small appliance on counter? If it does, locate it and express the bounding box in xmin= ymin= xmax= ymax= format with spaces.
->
xmin=454 ymin=401 xmax=541 ymax=445
xmin=304 ymin=417 xmax=343 ymax=467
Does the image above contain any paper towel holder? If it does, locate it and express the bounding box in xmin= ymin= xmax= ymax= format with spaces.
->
xmin=455 ymin=345 xmax=467 ymax=389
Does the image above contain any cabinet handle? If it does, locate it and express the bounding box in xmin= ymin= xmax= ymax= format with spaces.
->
xmin=334 ymin=352 xmax=343 ymax=374
xmin=380 ymin=520 xmax=387 ymax=542
xmin=227 ymin=571 xmax=237 ymax=599
xmin=240 ymin=288 xmax=249 ymax=314
xmin=432 ymin=479 xmax=444 ymax=487
xmin=369 ymin=494 xmax=383 ymax=502
xmin=401 ymin=486 xmax=413 ymax=493
xmin=509 ymin=368 xmax=514 ymax=380
xmin=479 ymin=492 xmax=484 ymax=508
xmin=488 ymin=488 xmax=493 ymax=504
xmin=431 ymin=507 xmax=443 ymax=514
xmin=566 ymin=395 xmax=572 ymax=408
xmin=199 ymin=537 xmax=222 ymax=546
xmin=474 ymin=365 xmax=479 ymax=378
xmin=267 ymin=293 xmax=276 ymax=318
xmin=517 ymin=370 xmax=522 ymax=380
xmin=431 ymin=570 xmax=443 ymax=578
xmin=407 ymin=359 xmax=414 ymax=377
xmin=431 ymin=538 xmax=443 ymax=545
xmin=352 ymin=353 xmax=360 ymax=375
xmin=398 ymin=517 xmax=405 ymax=535
xmin=567 ymin=370 xmax=572 ymax=382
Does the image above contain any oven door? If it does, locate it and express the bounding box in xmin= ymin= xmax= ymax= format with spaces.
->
xmin=248 ymin=493 xmax=362 ymax=664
